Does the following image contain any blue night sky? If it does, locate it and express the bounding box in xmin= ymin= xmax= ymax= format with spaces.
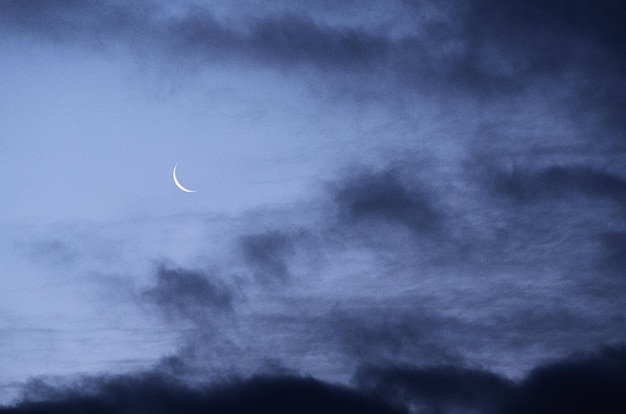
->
xmin=0 ymin=1 xmax=625 ymax=413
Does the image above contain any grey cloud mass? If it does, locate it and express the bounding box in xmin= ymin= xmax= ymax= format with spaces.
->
xmin=334 ymin=168 xmax=442 ymax=234
xmin=143 ymin=265 xmax=234 ymax=320
xmin=0 ymin=0 xmax=625 ymax=412
xmin=0 ymin=0 xmax=621 ymax=101
xmin=600 ymin=232 xmax=626 ymax=276
xmin=1 ymin=346 xmax=625 ymax=413
xmin=240 ymin=230 xmax=294 ymax=285
xmin=490 ymin=165 xmax=626 ymax=205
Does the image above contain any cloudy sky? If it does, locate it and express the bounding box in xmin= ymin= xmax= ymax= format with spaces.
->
xmin=0 ymin=1 xmax=625 ymax=412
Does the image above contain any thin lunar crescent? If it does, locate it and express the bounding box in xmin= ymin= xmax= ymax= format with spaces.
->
xmin=172 ymin=164 xmax=196 ymax=193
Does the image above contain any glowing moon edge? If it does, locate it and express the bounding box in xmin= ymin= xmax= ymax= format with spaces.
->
xmin=172 ymin=164 xmax=196 ymax=193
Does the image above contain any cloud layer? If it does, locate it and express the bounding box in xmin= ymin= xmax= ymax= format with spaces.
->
xmin=1 ymin=0 xmax=625 ymax=412
xmin=1 ymin=345 xmax=624 ymax=413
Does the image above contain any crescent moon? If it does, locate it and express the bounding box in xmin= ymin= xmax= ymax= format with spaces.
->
xmin=172 ymin=164 xmax=196 ymax=193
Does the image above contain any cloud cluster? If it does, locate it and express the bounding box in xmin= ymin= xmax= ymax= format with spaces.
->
xmin=6 ymin=373 xmax=404 ymax=414
xmin=143 ymin=264 xmax=234 ymax=321
xmin=2 ymin=1 xmax=625 ymax=411
xmin=9 ymin=151 xmax=625 ymax=408
xmin=1 ymin=0 xmax=624 ymax=107
xmin=334 ymin=168 xmax=442 ymax=235
xmin=123 ymin=158 xmax=625 ymax=383
xmin=240 ymin=231 xmax=294 ymax=285
xmin=2 ymin=345 xmax=624 ymax=413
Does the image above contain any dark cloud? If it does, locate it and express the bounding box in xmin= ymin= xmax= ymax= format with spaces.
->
xmin=355 ymin=345 xmax=626 ymax=413
xmin=0 ymin=0 xmax=148 ymax=46
xmin=599 ymin=232 xmax=626 ymax=276
xmin=143 ymin=264 xmax=234 ymax=321
xmin=3 ymin=373 xmax=404 ymax=414
xmin=2 ymin=1 xmax=625 ymax=410
xmin=0 ymin=1 xmax=390 ymax=66
xmin=1 ymin=0 xmax=388 ymax=70
xmin=462 ymin=0 xmax=626 ymax=132
xmin=330 ymin=308 xmax=462 ymax=367
xmin=2 ymin=0 xmax=625 ymax=114
xmin=247 ymin=14 xmax=391 ymax=73
xmin=490 ymin=165 xmax=626 ymax=205
xmin=333 ymin=168 xmax=443 ymax=235
xmin=5 ymin=345 xmax=626 ymax=413
xmin=334 ymin=311 xmax=422 ymax=359
xmin=240 ymin=231 xmax=294 ymax=285
xmin=356 ymin=364 xmax=514 ymax=413
xmin=508 ymin=344 xmax=626 ymax=413
xmin=463 ymin=0 xmax=626 ymax=74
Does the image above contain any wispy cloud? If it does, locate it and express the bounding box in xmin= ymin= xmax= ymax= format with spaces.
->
xmin=1 ymin=1 xmax=625 ymax=410
xmin=333 ymin=168 xmax=443 ymax=235
xmin=490 ymin=165 xmax=626 ymax=205
xmin=2 ymin=0 xmax=623 ymax=105
xmin=240 ymin=230 xmax=295 ymax=285
xmin=143 ymin=264 xmax=234 ymax=322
